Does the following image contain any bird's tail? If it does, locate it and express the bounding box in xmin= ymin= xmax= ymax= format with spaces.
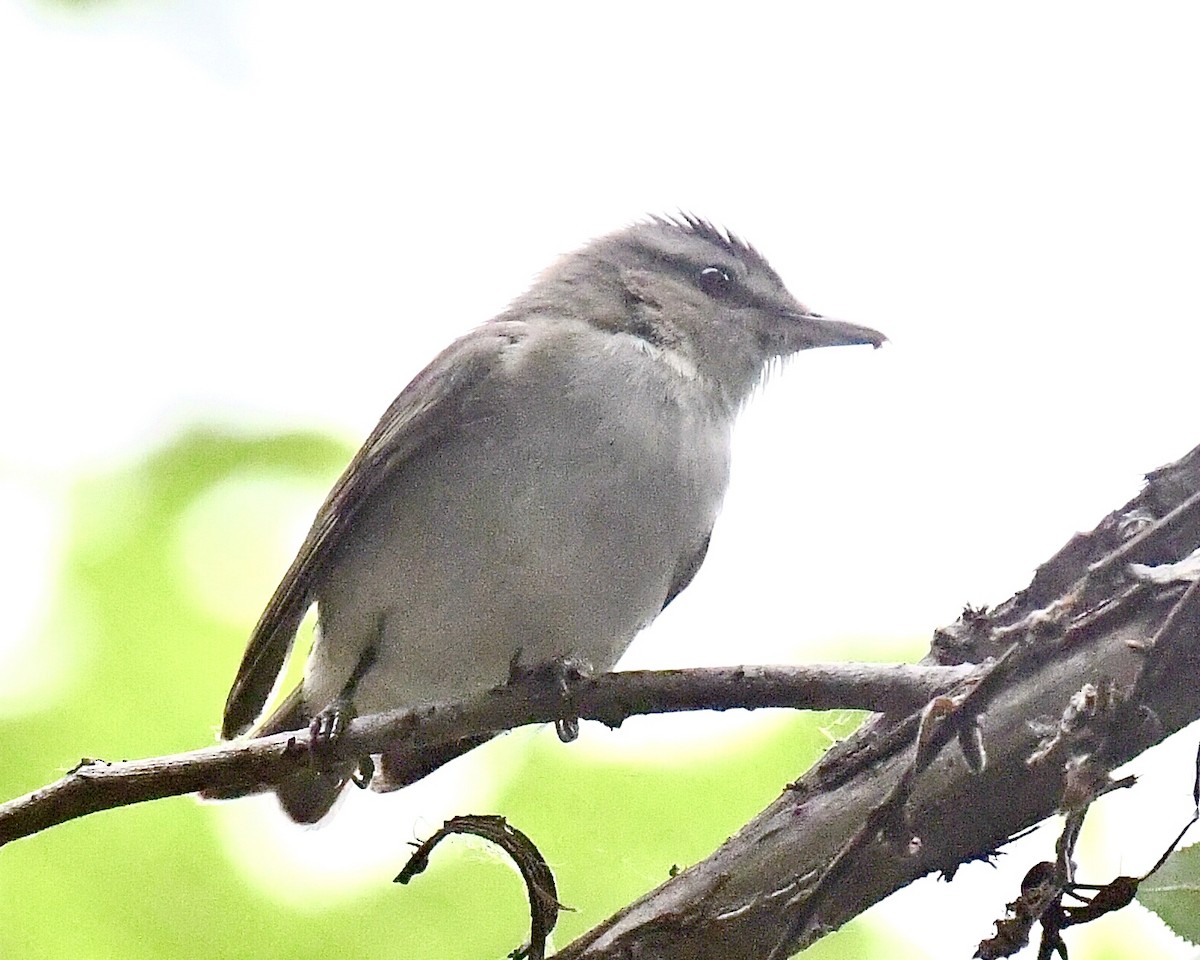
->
xmin=373 ymin=732 xmax=497 ymax=792
xmin=199 ymin=687 xmax=354 ymax=824
xmin=203 ymin=692 xmax=500 ymax=822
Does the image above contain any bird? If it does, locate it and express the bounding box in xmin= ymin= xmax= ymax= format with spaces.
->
xmin=212 ymin=214 xmax=885 ymax=823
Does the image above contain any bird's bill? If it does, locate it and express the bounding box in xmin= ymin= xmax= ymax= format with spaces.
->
xmin=788 ymin=312 xmax=887 ymax=350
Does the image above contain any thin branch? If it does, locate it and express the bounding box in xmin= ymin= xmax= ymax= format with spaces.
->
xmin=0 ymin=661 xmax=973 ymax=848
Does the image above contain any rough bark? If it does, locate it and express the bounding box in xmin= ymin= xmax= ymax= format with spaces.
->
xmin=557 ymin=442 xmax=1200 ymax=960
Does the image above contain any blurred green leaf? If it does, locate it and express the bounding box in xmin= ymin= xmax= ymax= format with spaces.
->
xmin=0 ymin=428 xmax=890 ymax=959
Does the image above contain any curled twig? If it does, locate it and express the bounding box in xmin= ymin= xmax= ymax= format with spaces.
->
xmin=396 ymin=814 xmax=569 ymax=960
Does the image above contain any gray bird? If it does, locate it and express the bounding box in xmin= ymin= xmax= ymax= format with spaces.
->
xmin=214 ymin=215 xmax=885 ymax=822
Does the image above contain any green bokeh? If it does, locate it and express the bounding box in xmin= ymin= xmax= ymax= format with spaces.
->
xmin=0 ymin=428 xmax=888 ymax=959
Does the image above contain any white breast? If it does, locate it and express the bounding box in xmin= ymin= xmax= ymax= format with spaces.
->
xmin=304 ymin=319 xmax=734 ymax=717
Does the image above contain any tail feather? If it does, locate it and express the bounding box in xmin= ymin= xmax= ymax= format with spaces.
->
xmin=374 ymin=733 xmax=496 ymax=792
xmin=273 ymin=766 xmax=355 ymax=823
xmin=205 ymin=690 xmax=498 ymax=822
xmin=250 ymin=685 xmax=308 ymax=737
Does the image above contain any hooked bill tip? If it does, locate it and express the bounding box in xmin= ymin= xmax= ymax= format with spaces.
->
xmin=793 ymin=312 xmax=887 ymax=350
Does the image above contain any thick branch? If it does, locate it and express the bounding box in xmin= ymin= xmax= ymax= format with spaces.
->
xmin=557 ymin=441 xmax=1200 ymax=960
xmin=0 ymin=661 xmax=972 ymax=847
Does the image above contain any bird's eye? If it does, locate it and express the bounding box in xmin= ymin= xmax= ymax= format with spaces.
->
xmin=697 ymin=265 xmax=735 ymax=298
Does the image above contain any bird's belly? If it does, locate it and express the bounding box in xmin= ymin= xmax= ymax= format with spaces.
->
xmin=305 ymin=386 xmax=730 ymax=716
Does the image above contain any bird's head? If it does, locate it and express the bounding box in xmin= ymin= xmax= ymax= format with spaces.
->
xmin=515 ymin=215 xmax=885 ymax=412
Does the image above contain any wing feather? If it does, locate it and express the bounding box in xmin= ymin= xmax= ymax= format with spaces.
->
xmin=661 ymin=533 xmax=711 ymax=612
xmin=220 ymin=322 xmax=526 ymax=738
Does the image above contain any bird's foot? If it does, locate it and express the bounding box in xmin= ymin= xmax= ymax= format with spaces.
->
xmin=308 ymin=698 xmax=373 ymax=787
xmin=309 ymin=697 xmax=356 ymax=746
xmin=508 ymin=653 xmax=593 ymax=743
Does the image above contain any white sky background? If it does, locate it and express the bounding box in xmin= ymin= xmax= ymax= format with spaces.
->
xmin=2 ymin=2 xmax=1199 ymax=958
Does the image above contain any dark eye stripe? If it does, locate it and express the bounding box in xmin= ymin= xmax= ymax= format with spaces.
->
xmin=625 ymin=240 xmax=766 ymax=310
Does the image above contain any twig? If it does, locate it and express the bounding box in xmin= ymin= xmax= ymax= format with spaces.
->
xmin=0 ymin=661 xmax=974 ymax=847
xmin=395 ymin=815 xmax=568 ymax=960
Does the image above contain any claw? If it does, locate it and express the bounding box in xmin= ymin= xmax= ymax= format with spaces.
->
xmin=555 ymin=717 xmax=580 ymax=743
xmin=508 ymin=654 xmax=591 ymax=744
xmin=352 ymin=756 xmax=375 ymax=789
xmin=308 ymin=697 xmax=356 ymax=750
